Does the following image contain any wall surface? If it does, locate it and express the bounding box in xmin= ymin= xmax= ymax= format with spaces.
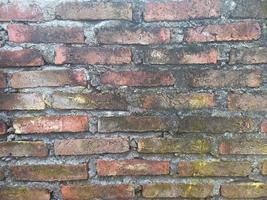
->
xmin=0 ymin=0 xmax=266 ymax=199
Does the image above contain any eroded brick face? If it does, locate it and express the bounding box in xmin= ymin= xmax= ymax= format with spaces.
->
xmin=0 ymin=0 xmax=266 ymax=199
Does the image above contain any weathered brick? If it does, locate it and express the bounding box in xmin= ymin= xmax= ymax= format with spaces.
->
xmin=56 ymin=2 xmax=132 ymax=21
xmin=144 ymin=0 xmax=220 ymax=21
xmin=0 ymin=121 xmax=6 ymax=135
xmin=140 ymin=92 xmax=215 ymax=110
xmin=177 ymin=116 xmax=256 ymax=133
xmin=55 ymin=47 xmax=131 ymax=65
xmin=11 ymin=164 xmax=88 ymax=181
xmin=13 ymin=115 xmax=89 ymax=134
xmin=0 ymin=187 xmax=50 ymax=200
xmin=229 ymin=47 xmax=267 ymax=64
xmin=0 ymin=93 xmax=45 ymax=110
xmin=10 ymin=69 xmax=87 ymax=88
xmin=142 ymin=183 xmax=213 ymax=198
xmin=190 ymin=70 xmax=262 ymax=88
xmin=0 ymin=72 xmax=6 ymax=88
xmin=96 ymin=159 xmax=169 ymax=176
xmin=261 ymin=120 xmax=267 ymax=133
xmin=0 ymin=168 xmax=4 ymax=180
xmin=144 ymin=47 xmax=217 ymax=64
xmin=219 ymin=139 xmax=267 ymax=155
xmin=221 ymin=183 xmax=267 ymax=199
xmin=98 ymin=116 xmax=169 ymax=133
xmin=50 ymin=92 xmax=127 ymax=110
xmin=186 ymin=22 xmax=261 ymax=43
xmin=138 ymin=138 xmax=211 ymax=154
xmin=0 ymin=3 xmax=43 ymax=21
xmin=262 ymin=161 xmax=267 ymax=175
xmin=0 ymin=141 xmax=48 ymax=157
xmin=54 ymin=137 xmax=129 ymax=156
xmin=8 ymin=24 xmax=85 ymax=44
xmin=100 ymin=71 xmax=175 ymax=87
xmin=228 ymin=93 xmax=267 ymax=111
xmin=231 ymin=0 xmax=267 ymax=18
xmin=96 ymin=26 xmax=170 ymax=44
xmin=0 ymin=49 xmax=44 ymax=67
xmin=178 ymin=161 xmax=251 ymax=177
xmin=61 ymin=184 xmax=134 ymax=200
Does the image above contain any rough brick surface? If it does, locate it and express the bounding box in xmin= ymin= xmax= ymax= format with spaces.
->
xmin=142 ymin=183 xmax=213 ymax=198
xmin=0 ymin=187 xmax=50 ymax=200
xmin=55 ymin=47 xmax=131 ymax=65
xmin=56 ymin=2 xmax=132 ymax=20
xmin=186 ymin=22 xmax=261 ymax=42
xmin=10 ymin=70 xmax=87 ymax=88
xmin=144 ymin=47 xmax=218 ymax=64
xmin=0 ymin=49 xmax=44 ymax=67
xmin=178 ymin=161 xmax=252 ymax=177
xmin=0 ymin=141 xmax=48 ymax=157
xmin=0 ymin=93 xmax=45 ymax=110
xmin=61 ymin=184 xmax=134 ymax=200
xmin=100 ymin=71 xmax=175 ymax=87
xmin=13 ymin=115 xmax=89 ymax=134
xmin=144 ymin=0 xmax=220 ymax=21
xmin=54 ymin=137 xmax=129 ymax=156
xmin=11 ymin=164 xmax=88 ymax=181
xmin=221 ymin=183 xmax=267 ymax=198
xmin=0 ymin=0 xmax=266 ymax=199
xmin=96 ymin=159 xmax=169 ymax=176
xmin=8 ymin=24 xmax=85 ymax=43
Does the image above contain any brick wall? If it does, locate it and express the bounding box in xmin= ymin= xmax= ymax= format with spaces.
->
xmin=0 ymin=0 xmax=266 ymax=199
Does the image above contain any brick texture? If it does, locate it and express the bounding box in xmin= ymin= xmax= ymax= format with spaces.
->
xmin=0 ymin=0 xmax=266 ymax=199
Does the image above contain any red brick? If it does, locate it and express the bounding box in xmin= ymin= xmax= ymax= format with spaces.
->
xmin=178 ymin=161 xmax=251 ymax=177
xmin=10 ymin=69 xmax=87 ymax=88
xmin=11 ymin=164 xmax=88 ymax=181
xmin=100 ymin=71 xmax=175 ymax=87
xmin=8 ymin=24 xmax=84 ymax=44
xmin=0 ymin=187 xmax=50 ymax=200
xmin=61 ymin=184 xmax=134 ymax=200
xmin=231 ymin=0 xmax=267 ymax=19
xmin=50 ymin=92 xmax=128 ymax=110
xmin=0 ymin=141 xmax=48 ymax=157
xmin=229 ymin=47 xmax=267 ymax=64
xmin=190 ymin=70 xmax=262 ymax=88
xmin=96 ymin=27 xmax=170 ymax=44
xmin=144 ymin=47 xmax=217 ymax=64
xmin=177 ymin=116 xmax=256 ymax=133
xmin=138 ymin=138 xmax=212 ymax=154
xmin=144 ymin=0 xmax=220 ymax=21
xmin=0 ymin=72 xmax=6 ymax=88
xmin=261 ymin=120 xmax=267 ymax=133
xmin=13 ymin=115 xmax=89 ymax=134
xmin=54 ymin=137 xmax=129 ymax=156
xmin=228 ymin=93 xmax=267 ymax=111
xmin=56 ymin=2 xmax=132 ymax=21
xmin=0 ymin=121 xmax=6 ymax=135
xmin=221 ymin=183 xmax=267 ymax=199
xmin=0 ymin=49 xmax=44 ymax=67
xmin=55 ymin=47 xmax=131 ymax=65
xmin=96 ymin=159 xmax=169 ymax=176
xmin=0 ymin=93 xmax=45 ymax=110
xmin=142 ymin=183 xmax=213 ymax=198
xmin=262 ymin=161 xmax=267 ymax=175
xmin=140 ymin=92 xmax=215 ymax=110
xmin=98 ymin=116 xmax=169 ymax=133
xmin=186 ymin=22 xmax=261 ymax=43
xmin=219 ymin=139 xmax=267 ymax=155
xmin=0 ymin=3 xmax=43 ymax=22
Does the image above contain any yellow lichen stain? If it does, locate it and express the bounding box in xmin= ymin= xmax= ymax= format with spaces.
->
xmin=70 ymin=95 xmax=87 ymax=104
xmin=192 ymin=161 xmax=208 ymax=176
xmin=250 ymin=182 xmax=265 ymax=189
xmin=189 ymin=94 xmax=208 ymax=109
xmin=191 ymin=139 xmax=210 ymax=154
